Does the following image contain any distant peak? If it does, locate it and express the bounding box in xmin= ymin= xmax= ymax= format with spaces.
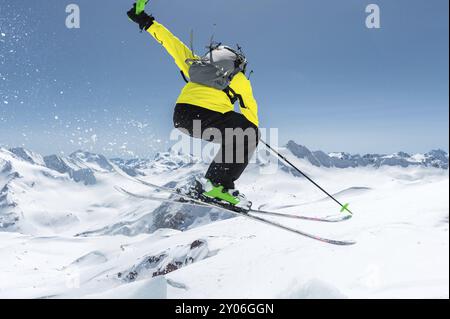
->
xmin=284 ymin=141 xmax=448 ymax=169
xmin=8 ymin=147 xmax=45 ymax=166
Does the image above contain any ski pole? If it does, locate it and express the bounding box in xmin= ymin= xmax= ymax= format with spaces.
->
xmin=260 ymin=140 xmax=353 ymax=215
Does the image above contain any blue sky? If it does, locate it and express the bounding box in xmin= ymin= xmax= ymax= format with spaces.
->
xmin=0 ymin=0 xmax=448 ymax=157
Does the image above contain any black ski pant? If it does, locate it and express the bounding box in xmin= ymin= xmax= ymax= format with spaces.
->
xmin=173 ymin=103 xmax=259 ymax=190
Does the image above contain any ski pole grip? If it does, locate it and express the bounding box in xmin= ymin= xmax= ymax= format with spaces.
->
xmin=136 ymin=0 xmax=148 ymax=15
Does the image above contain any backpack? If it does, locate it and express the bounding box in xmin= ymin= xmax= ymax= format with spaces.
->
xmin=184 ymin=43 xmax=248 ymax=90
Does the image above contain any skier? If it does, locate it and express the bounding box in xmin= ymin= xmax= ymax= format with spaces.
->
xmin=127 ymin=3 xmax=259 ymax=210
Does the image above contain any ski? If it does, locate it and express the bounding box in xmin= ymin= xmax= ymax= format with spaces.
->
xmin=129 ymin=175 xmax=353 ymax=223
xmin=115 ymin=186 xmax=350 ymax=223
xmin=114 ymin=179 xmax=356 ymax=246
xmin=249 ymin=209 xmax=352 ymax=223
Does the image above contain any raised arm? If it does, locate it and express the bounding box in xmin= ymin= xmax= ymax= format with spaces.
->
xmin=147 ymin=21 xmax=195 ymax=77
xmin=127 ymin=4 xmax=195 ymax=77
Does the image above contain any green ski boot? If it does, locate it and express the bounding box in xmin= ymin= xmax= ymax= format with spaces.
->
xmin=197 ymin=178 xmax=252 ymax=211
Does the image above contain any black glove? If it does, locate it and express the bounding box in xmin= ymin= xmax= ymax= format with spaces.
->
xmin=127 ymin=3 xmax=155 ymax=31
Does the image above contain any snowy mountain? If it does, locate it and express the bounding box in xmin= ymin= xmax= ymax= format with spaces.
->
xmin=286 ymin=141 xmax=449 ymax=169
xmin=0 ymin=144 xmax=448 ymax=298
xmin=0 ymin=146 xmax=232 ymax=235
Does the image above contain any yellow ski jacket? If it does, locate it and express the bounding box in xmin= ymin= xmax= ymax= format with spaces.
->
xmin=147 ymin=21 xmax=259 ymax=127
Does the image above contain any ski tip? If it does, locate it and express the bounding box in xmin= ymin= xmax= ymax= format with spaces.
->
xmin=325 ymin=237 xmax=357 ymax=246
xmin=340 ymin=240 xmax=357 ymax=246
xmin=326 ymin=214 xmax=353 ymax=222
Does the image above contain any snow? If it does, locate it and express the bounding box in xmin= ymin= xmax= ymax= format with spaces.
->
xmin=411 ymin=153 xmax=426 ymax=162
xmin=328 ymin=152 xmax=344 ymax=159
xmin=0 ymin=147 xmax=448 ymax=299
xmin=86 ymin=277 xmax=168 ymax=299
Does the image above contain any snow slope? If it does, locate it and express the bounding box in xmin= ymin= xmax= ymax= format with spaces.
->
xmin=0 ymin=145 xmax=448 ymax=299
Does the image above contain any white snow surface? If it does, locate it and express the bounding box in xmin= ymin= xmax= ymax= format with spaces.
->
xmin=0 ymin=146 xmax=448 ymax=299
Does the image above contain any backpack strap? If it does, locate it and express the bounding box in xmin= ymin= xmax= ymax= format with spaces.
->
xmin=179 ymin=72 xmax=247 ymax=109
xmin=223 ymin=86 xmax=247 ymax=109
xmin=180 ymin=71 xmax=189 ymax=83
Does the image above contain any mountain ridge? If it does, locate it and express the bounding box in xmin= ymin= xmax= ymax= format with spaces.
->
xmin=285 ymin=141 xmax=448 ymax=169
xmin=2 ymin=142 xmax=448 ymax=184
